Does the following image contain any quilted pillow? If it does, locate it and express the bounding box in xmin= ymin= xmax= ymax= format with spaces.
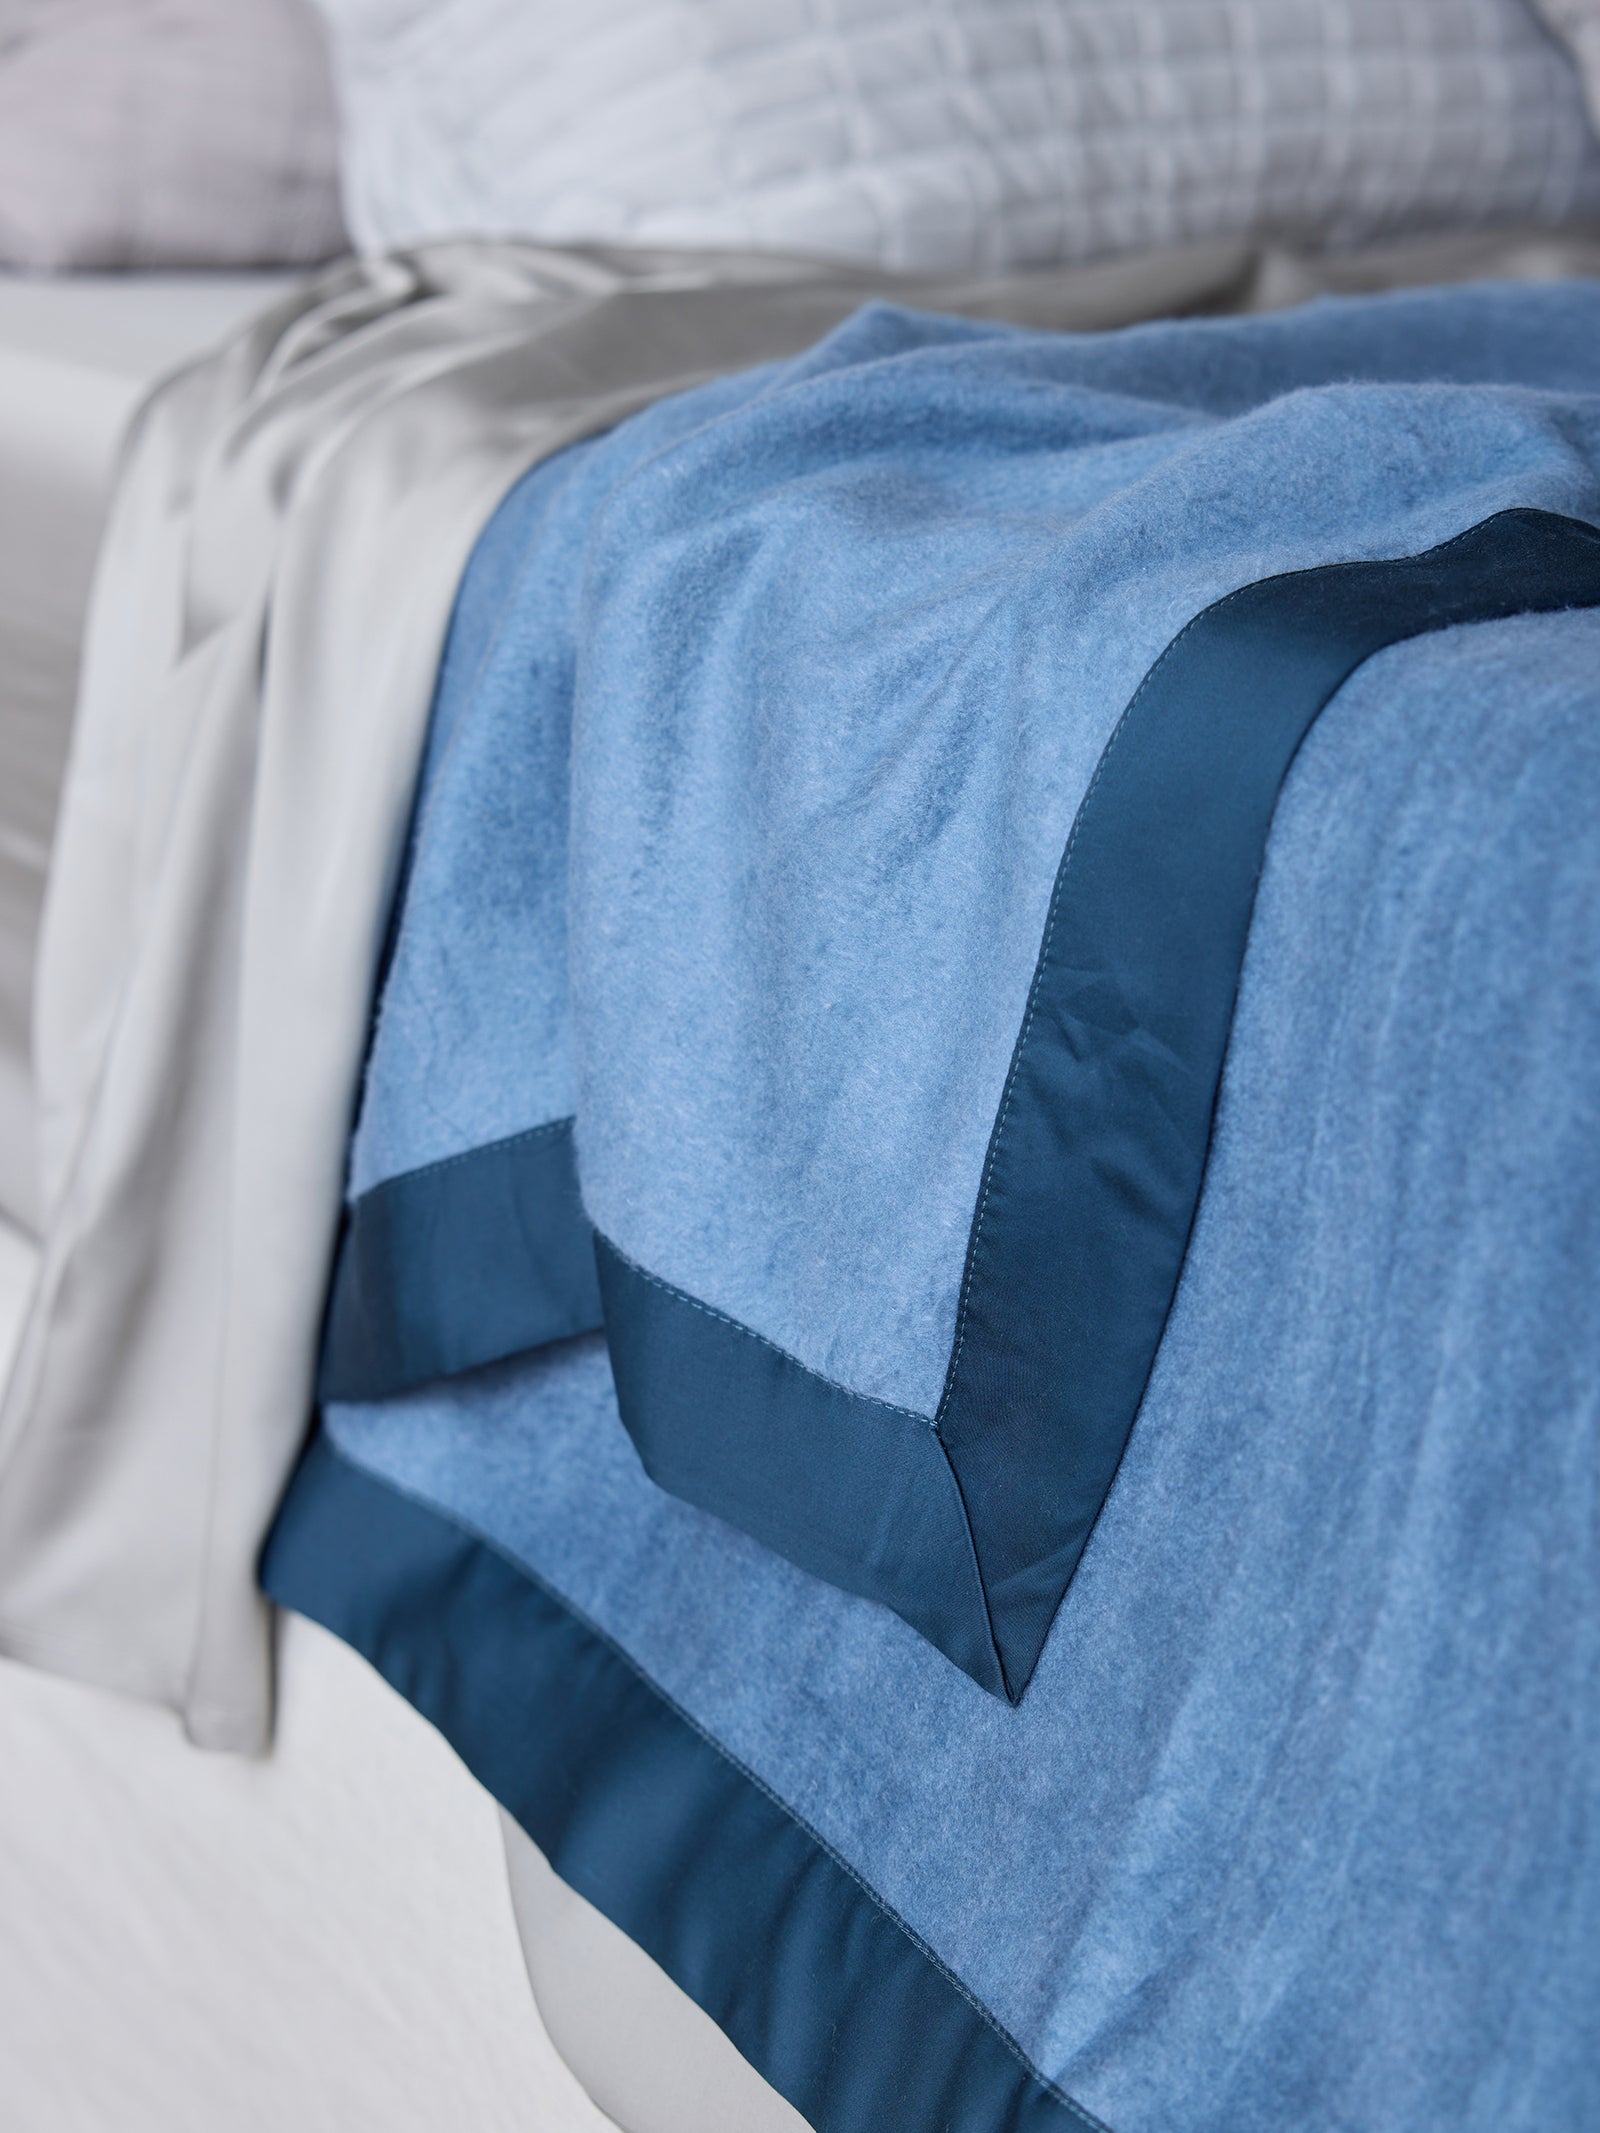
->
xmin=0 ymin=0 xmax=346 ymax=271
xmin=314 ymin=0 xmax=1600 ymax=275
xmin=1532 ymin=0 xmax=1600 ymax=132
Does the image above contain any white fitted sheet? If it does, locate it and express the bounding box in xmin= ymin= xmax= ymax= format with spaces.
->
xmin=0 ymin=272 xmax=295 ymax=1233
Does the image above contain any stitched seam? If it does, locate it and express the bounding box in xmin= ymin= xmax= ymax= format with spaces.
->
xmin=935 ymin=507 xmax=1567 ymax=1430
xmin=935 ymin=585 xmax=1229 ymax=1424
xmin=319 ymin=1442 xmax=1110 ymax=2132
xmin=355 ymin=1115 xmax=574 ymax=1206
xmin=599 ymin=1234 xmax=932 ymax=1428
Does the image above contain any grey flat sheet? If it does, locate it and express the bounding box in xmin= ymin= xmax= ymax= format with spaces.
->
xmin=0 ymin=273 xmax=295 ymax=1233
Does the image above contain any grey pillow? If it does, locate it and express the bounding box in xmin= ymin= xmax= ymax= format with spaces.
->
xmin=0 ymin=0 xmax=346 ymax=271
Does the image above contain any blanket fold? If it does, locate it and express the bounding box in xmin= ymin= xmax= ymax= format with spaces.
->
xmin=0 ymin=231 xmax=1291 ymax=1748
xmin=6 ymin=229 xmax=1600 ymax=1756
xmin=330 ymin=285 xmax=1600 ymax=1700
xmin=272 ymin=279 xmax=1600 ymax=2133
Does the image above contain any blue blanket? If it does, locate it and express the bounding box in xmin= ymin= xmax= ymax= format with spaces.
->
xmin=270 ymin=284 xmax=1600 ymax=2133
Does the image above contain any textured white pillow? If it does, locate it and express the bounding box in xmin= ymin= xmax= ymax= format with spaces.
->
xmin=1531 ymin=0 xmax=1600 ymax=132
xmin=315 ymin=0 xmax=1600 ymax=274
xmin=0 ymin=0 xmax=346 ymax=271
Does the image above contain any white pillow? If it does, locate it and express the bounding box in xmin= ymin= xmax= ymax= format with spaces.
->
xmin=0 ymin=0 xmax=346 ymax=272
xmin=315 ymin=0 xmax=1600 ymax=275
xmin=1531 ymin=0 xmax=1600 ymax=133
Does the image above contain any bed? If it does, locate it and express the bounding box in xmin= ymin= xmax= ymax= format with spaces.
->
xmin=4 ymin=5 xmax=1600 ymax=2131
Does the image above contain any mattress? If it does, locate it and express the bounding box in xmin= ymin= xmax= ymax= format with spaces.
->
xmin=0 ymin=271 xmax=295 ymax=1233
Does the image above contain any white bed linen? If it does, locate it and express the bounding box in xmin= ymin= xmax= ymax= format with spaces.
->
xmin=0 ymin=1214 xmax=616 ymax=2133
xmin=0 ymin=272 xmax=297 ymax=1233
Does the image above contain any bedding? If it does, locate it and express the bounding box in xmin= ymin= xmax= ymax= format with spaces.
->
xmin=0 ymin=235 xmax=1264 ymax=1753
xmin=6 ymin=239 xmax=1600 ymax=2131
xmin=317 ymin=286 xmax=1600 ymax=1700
xmin=268 ymin=282 xmax=1600 ymax=2131
xmin=12 ymin=226 xmax=1572 ymax=1751
xmin=316 ymin=0 xmax=1600 ymax=274
xmin=0 ymin=272 xmax=297 ymax=1235
xmin=0 ymin=0 xmax=345 ymax=271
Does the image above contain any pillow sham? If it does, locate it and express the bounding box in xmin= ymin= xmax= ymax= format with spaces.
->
xmin=0 ymin=0 xmax=346 ymax=272
xmin=314 ymin=0 xmax=1600 ymax=276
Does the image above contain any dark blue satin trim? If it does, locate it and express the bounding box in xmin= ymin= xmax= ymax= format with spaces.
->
xmin=595 ymin=1236 xmax=1005 ymax=1696
xmin=602 ymin=507 xmax=1600 ymax=1699
xmin=934 ymin=506 xmax=1600 ymax=1694
xmin=317 ymin=507 xmax=1600 ymax=1703
xmin=263 ymin=1433 xmax=1103 ymax=2133
xmin=319 ymin=1119 xmax=600 ymax=1402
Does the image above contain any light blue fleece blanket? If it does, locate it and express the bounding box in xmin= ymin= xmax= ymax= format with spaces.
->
xmin=308 ymin=285 xmax=1599 ymax=2131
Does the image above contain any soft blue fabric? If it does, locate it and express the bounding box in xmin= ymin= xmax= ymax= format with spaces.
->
xmin=354 ymin=282 xmax=1600 ymax=1417
xmin=330 ymin=285 xmax=1600 ymax=2129
xmin=350 ymin=364 xmax=793 ymax=1196
xmin=331 ymin=607 xmax=1600 ymax=2133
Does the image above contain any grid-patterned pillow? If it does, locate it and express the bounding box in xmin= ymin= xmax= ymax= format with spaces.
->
xmin=0 ymin=0 xmax=346 ymax=271
xmin=315 ymin=0 xmax=1600 ymax=275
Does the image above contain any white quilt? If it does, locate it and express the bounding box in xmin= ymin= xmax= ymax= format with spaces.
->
xmin=317 ymin=0 xmax=1600 ymax=274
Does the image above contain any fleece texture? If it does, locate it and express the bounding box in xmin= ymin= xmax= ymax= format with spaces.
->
xmin=331 ymin=599 xmax=1600 ymax=2133
xmin=354 ymin=282 xmax=1600 ymax=1417
xmin=325 ymin=282 xmax=1600 ymax=2130
xmin=349 ymin=362 xmax=787 ymax=1199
